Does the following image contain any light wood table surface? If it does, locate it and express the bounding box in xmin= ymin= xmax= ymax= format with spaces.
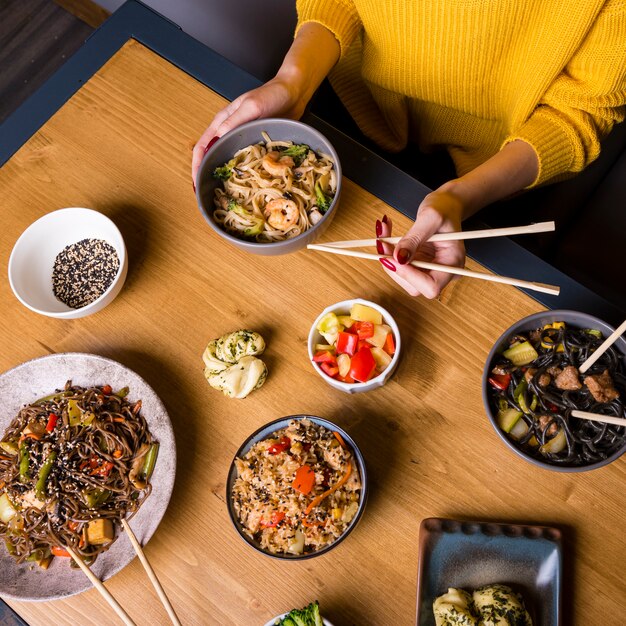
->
xmin=0 ymin=40 xmax=624 ymax=626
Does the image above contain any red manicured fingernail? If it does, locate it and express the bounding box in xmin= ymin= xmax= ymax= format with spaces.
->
xmin=204 ymin=136 xmax=219 ymax=154
xmin=376 ymin=220 xmax=382 ymax=237
xmin=376 ymin=240 xmax=384 ymax=255
xmin=380 ymin=258 xmax=396 ymax=272
xmin=382 ymin=214 xmax=389 ymax=225
xmin=397 ymin=248 xmax=410 ymax=265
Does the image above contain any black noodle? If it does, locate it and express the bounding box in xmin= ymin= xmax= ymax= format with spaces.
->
xmin=0 ymin=382 xmax=155 ymax=567
xmin=489 ymin=325 xmax=626 ymax=466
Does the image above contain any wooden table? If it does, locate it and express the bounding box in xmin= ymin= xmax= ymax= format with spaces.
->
xmin=1 ymin=32 xmax=625 ymax=626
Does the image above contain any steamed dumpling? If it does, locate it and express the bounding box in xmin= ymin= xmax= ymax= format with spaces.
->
xmin=433 ymin=588 xmax=477 ymax=625
xmin=473 ymin=585 xmax=532 ymax=626
xmin=206 ymin=356 xmax=267 ymax=399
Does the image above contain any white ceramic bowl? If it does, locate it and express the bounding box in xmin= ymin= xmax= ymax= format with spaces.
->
xmin=8 ymin=208 xmax=128 ymax=319
xmin=307 ymin=299 xmax=401 ymax=394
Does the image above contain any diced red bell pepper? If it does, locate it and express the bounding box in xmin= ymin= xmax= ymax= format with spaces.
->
xmin=488 ymin=373 xmax=511 ymax=390
xmin=353 ymin=321 xmax=375 ymax=340
xmin=349 ymin=347 xmax=377 ymax=383
xmin=101 ymin=385 xmax=113 ymax=396
xmin=383 ymin=332 xmax=396 ymax=355
xmin=45 ymin=413 xmax=59 ymax=432
xmin=260 ymin=511 xmax=286 ymax=528
xmin=320 ymin=361 xmax=339 ymax=378
xmin=337 ymin=373 xmax=356 ymax=384
xmin=312 ymin=351 xmax=337 ymax=365
xmin=268 ymin=436 xmax=291 ymax=455
xmin=336 ymin=331 xmax=358 ymax=356
xmin=292 ymin=465 xmax=315 ymax=495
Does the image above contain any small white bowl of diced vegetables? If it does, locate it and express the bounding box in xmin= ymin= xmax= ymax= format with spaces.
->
xmin=265 ymin=600 xmax=333 ymax=626
xmin=308 ymin=299 xmax=400 ymax=393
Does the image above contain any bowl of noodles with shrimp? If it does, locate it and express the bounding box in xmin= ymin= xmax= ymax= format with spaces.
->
xmin=195 ymin=119 xmax=342 ymax=255
xmin=483 ymin=310 xmax=626 ymax=472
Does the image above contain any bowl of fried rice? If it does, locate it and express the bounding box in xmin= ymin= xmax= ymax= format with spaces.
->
xmin=227 ymin=415 xmax=367 ymax=559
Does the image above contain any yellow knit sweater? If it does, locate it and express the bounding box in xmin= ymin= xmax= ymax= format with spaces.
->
xmin=296 ymin=0 xmax=626 ymax=186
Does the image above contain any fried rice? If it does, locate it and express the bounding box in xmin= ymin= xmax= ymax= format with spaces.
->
xmin=232 ymin=418 xmax=361 ymax=555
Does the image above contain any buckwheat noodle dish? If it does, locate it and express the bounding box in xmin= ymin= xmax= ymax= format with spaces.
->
xmin=232 ymin=418 xmax=361 ymax=556
xmin=0 ymin=381 xmax=158 ymax=570
xmin=212 ymin=132 xmax=336 ymax=242
xmin=487 ymin=321 xmax=626 ymax=467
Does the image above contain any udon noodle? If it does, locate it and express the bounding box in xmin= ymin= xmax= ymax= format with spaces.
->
xmin=488 ymin=322 xmax=626 ymax=466
xmin=0 ymin=382 xmax=158 ymax=568
xmin=212 ymin=132 xmax=336 ymax=242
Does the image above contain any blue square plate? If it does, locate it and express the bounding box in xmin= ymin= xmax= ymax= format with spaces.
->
xmin=416 ymin=518 xmax=562 ymax=626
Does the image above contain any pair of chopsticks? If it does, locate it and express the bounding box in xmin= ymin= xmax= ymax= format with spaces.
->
xmin=66 ymin=519 xmax=181 ymax=626
xmin=569 ymin=318 xmax=626 ymax=427
xmin=307 ymin=221 xmax=561 ymax=296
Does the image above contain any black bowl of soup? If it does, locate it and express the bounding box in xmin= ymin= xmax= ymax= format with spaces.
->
xmin=482 ymin=310 xmax=626 ymax=472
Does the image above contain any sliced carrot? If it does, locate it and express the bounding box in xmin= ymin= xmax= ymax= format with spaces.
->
xmin=301 ymin=518 xmax=327 ymax=528
xmin=19 ymin=433 xmax=41 ymax=443
xmin=112 ymin=417 xmax=126 ymax=423
xmin=304 ymin=461 xmax=352 ymax=516
xmin=333 ymin=431 xmax=346 ymax=448
xmin=51 ymin=546 xmax=71 ymax=557
xmin=292 ymin=465 xmax=315 ymax=495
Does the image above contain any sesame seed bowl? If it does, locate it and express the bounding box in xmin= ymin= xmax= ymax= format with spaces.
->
xmin=8 ymin=208 xmax=128 ymax=319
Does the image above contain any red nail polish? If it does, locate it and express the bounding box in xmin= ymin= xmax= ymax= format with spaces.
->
xmin=397 ymin=248 xmax=410 ymax=265
xmin=380 ymin=258 xmax=396 ymax=272
xmin=376 ymin=240 xmax=384 ymax=255
xmin=204 ymin=136 xmax=219 ymax=154
xmin=376 ymin=220 xmax=382 ymax=237
xmin=382 ymin=214 xmax=389 ymax=225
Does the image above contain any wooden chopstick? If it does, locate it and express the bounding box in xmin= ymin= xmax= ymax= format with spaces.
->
xmin=66 ymin=545 xmax=136 ymax=626
xmin=570 ymin=410 xmax=626 ymax=428
xmin=579 ymin=319 xmax=626 ymax=374
xmin=320 ymin=221 xmax=555 ymax=249
xmin=121 ymin=519 xmax=182 ymax=626
xmin=307 ymin=244 xmax=560 ymax=296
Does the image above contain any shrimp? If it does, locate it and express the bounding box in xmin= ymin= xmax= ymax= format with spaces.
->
xmin=262 ymin=150 xmax=295 ymax=176
xmin=264 ymin=198 xmax=299 ymax=231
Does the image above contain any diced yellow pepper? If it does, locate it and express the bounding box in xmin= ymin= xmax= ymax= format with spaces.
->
xmin=337 ymin=316 xmax=354 ymax=329
xmin=366 ymin=324 xmax=391 ymax=348
xmin=350 ymin=303 xmax=382 ymax=325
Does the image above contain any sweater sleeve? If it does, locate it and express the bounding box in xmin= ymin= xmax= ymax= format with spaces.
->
xmin=503 ymin=0 xmax=626 ymax=187
xmin=295 ymin=0 xmax=362 ymax=58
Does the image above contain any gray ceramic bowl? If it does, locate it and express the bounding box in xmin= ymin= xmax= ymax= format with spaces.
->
xmin=227 ymin=415 xmax=367 ymax=559
xmin=195 ymin=119 xmax=341 ymax=255
xmin=482 ymin=310 xmax=626 ymax=472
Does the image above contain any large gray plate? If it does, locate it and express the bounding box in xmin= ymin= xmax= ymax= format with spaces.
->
xmin=0 ymin=353 xmax=176 ymax=601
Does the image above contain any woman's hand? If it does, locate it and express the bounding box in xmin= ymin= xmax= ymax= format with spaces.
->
xmin=377 ymin=186 xmax=465 ymax=298
xmin=191 ymin=23 xmax=341 ymax=185
xmin=191 ymin=78 xmax=306 ymax=184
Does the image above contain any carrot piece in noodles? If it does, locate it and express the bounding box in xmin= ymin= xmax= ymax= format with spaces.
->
xmin=304 ymin=461 xmax=352 ymax=516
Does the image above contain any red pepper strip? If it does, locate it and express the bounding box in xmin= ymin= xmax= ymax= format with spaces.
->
xmin=320 ymin=362 xmax=339 ymax=378
xmin=51 ymin=547 xmax=71 ymax=557
xmin=101 ymin=385 xmax=112 ymax=396
xmin=67 ymin=521 xmax=79 ymax=532
xmin=354 ymin=321 xmax=374 ymax=340
xmin=292 ymin=465 xmax=315 ymax=495
xmin=312 ymin=351 xmax=337 ymax=365
xmin=383 ymin=332 xmax=396 ymax=355
xmin=333 ymin=431 xmax=347 ymax=448
xmin=488 ymin=373 xmax=511 ymax=390
xmin=305 ymin=462 xmax=353 ymax=516
xmin=268 ymin=436 xmax=291 ymax=455
xmin=259 ymin=511 xmax=286 ymax=528
xmin=336 ymin=331 xmax=358 ymax=356
xmin=90 ymin=461 xmax=114 ymax=477
xmin=45 ymin=413 xmax=59 ymax=432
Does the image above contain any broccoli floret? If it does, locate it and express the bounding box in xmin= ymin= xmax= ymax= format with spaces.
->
xmin=279 ymin=602 xmax=323 ymax=626
xmin=280 ymin=143 xmax=310 ymax=167
xmin=212 ymin=157 xmax=238 ymax=180
xmin=314 ymin=180 xmax=333 ymax=214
